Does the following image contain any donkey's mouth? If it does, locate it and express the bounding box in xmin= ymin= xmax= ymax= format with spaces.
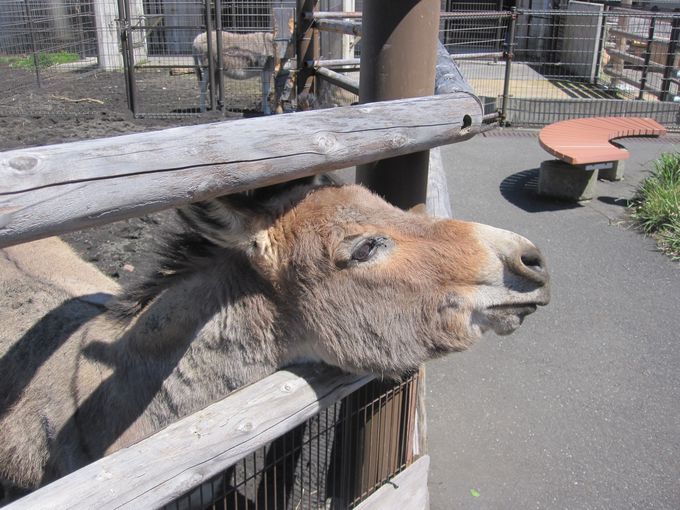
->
xmin=484 ymin=303 xmax=540 ymax=335
xmin=488 ymin=303 xmax=539 ymax=313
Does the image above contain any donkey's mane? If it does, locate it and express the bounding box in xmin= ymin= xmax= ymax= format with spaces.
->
xmin=109 ymin=228 xmax=225 ymax=320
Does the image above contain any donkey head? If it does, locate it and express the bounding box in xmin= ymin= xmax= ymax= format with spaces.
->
xmin=179 ymin=182 xmax=550 ymax=378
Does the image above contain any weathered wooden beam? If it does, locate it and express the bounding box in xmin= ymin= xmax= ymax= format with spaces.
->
xmin=0 ymin=93 xmax=482 ymax=248
xmin=315 ymin=57 xmax=361 ymax=68
xmin=297 ymin=0 xmax=319 ymax=95
xmin=426 ymin=148 xmax=453 ymax=219
xmin=315 ymin=19 xmax=362 ymax=36
xmin=5 ymin=366 xmax=372 ymax=510
xmin=315 ymin=66 xmax=360 ymax=94
xmin=353 ymin=455 xmax=430 ymax=510
xmin=435 ymin=40 xmax=474 ymax=96
xmin=605 ymin=47 xmax=665 ymax=74
xmin=304 ymin=10 xmax=362 ymax=19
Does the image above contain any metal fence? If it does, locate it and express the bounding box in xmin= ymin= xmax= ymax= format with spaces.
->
xmin=163 ymin=375 xmax=420 ymax=510
xmin=441 ymin=5 xmax=680 ymax=128
xmin=1 ymin=2 xmax=679 ymax=126
xmin=0 ymin=0 xmax=288 ymax=117
xmin=126 ymin=0 xmax=284 ymax=116
xmin=0 ymin=0 xmax=114 ymax=115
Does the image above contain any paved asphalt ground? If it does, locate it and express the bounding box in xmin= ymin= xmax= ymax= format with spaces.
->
xmin=426 ymin=129 xmax=680 ymax=510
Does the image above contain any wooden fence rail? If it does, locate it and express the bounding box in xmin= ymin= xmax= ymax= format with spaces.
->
xmin=0 ymin=93 xmax=481 ymax=248
xmin=5 ymin=367 xmax=371 ymax=510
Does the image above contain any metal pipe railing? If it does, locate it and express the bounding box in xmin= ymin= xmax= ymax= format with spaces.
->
xmin=500 ymin=7 xmax=517 ymax=126
xmin=315 ymin=66 xmax=359 ymax=94
xmin=314 ymin=57 xmax=360 ymax=68
xmin=315 ymin=19 xmax=362 ymax=36
xmin=638 ymin=12 xmax=657 ymax=99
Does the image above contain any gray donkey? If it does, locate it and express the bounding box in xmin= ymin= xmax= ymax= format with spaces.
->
xmin=193 ymin=30 xmax=277 ymax=114
xmin=0 ymin=180 xmax=549 ymax=497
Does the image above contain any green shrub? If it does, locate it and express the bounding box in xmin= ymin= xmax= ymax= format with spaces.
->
xmin=630 ymin=152 xmax=680 ymax=260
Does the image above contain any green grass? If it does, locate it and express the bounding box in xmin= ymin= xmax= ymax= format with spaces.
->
xmin=0 ymin=51 xmax=80 ymax=70
xmin=629 ymin=152 xmax=680 ymax=260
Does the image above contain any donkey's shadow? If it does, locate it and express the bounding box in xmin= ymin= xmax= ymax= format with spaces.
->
xmin=0 ymin=296 xmax=109 ymax=420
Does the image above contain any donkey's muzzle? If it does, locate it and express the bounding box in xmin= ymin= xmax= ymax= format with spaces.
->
xmin=472 ymin=222 xmax=551 ymax=306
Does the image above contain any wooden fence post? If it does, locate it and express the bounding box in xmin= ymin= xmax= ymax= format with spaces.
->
xmin=296 ymin=0 xmax=319 ymax=97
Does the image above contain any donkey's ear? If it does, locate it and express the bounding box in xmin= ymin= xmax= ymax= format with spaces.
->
xmin=177 ymin=195 xmax=270 ymax=250
xmin=408 ymin=203 xmax=428 ymax=216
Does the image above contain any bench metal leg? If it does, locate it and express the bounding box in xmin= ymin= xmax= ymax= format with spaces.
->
xmin=538 ymin=159 xmax=598 ymax=202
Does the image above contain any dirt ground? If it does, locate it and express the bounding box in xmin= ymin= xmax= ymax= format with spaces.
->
xmin=0 ymin=66 xmax=246 ymax=287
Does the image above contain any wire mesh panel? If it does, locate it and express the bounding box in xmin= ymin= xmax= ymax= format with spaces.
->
xmin=444 ymin=0 xmax=502 ymax=9
xmin=601 ymin=7 xmax=680 ymax=102
xmin=0 ymin=0 xmax=126 ymax=115
xmin=313 ymin=0 xmax=360 ymax=108
xmin=163 ymin=374 xmax=420 ymax=510
xmin=506 ymin=6 xmax=680 ymax=127
xmin=124 ymin=0 xmax=206 ymax=115
xmin=126 ymin=0 xmax=280 ymax=116
xmin=222 ymin=0 xmax=271 ymax=29
xmin=4 ymin=2 xmax=679 ymax=124
xmin=440 ymin=10 xmax=510 ymax=116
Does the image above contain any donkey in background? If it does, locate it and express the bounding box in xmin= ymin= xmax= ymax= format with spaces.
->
xmin=193 ymin=30 xmax=277 ymax=114
xmin=0 ymin=179 xmax=549 ymax=498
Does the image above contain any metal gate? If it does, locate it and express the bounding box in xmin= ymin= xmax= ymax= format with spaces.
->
xmin=118 ymin=0 xmax=293 ymax=117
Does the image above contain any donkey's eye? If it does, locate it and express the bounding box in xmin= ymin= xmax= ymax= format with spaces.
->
xmin=351 ymin=238 xmax=380 ymax=262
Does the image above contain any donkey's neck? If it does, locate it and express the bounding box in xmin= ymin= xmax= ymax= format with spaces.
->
xmin=88 ymin=254 xmax=283 ymax=453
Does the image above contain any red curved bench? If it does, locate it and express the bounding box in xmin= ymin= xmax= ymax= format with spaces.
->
xmin=539 ymin=117 xmax=666 ymax=165
xmin=537 ymin=117 xmax=667 ymax=201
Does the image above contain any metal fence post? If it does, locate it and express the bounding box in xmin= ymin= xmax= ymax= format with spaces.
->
xmin=203 ymin=0 xmax=216 ymax=111
xmin=661 ymin=10 xmax=680 ymax=102
xmin=215 ymin=0 xmax=225 ymax=113
xmin=500 ymin=6 xmax=517 ymax=126
xmin=296 ymin=0 xmax=318 ymax=97
xmin=638 ymin=9 xmax=657 ymax=100
xmin=355 ymin=0 xmax=440 ymax=210
xmin=22 ymin=0 xmax=42 ymax=89
xmin=118 ymin=0 xmax=138 ymax=116
xmin=350 ymin=0 xmax=440 ymax=505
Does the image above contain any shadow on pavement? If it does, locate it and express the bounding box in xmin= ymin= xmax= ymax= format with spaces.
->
xmin=499 ymin=168 xmax=582 ymax=213
xmin=597 ymin=196 xmax=630 ymax=208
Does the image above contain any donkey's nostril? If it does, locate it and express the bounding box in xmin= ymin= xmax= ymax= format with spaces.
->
xmin=516 ymin=247 xmax=548 ymax=285
xmin=521 ymin=252 xmax=544 ymax=270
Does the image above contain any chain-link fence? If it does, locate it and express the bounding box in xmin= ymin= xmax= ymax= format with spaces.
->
xmin=440 ymin=10 xmax=510 ymax=117
xmin=0 ymin=0 xmax=290 ymax=117
xmin=127 ymin=0 xmax=282 ymax=116
xmin=2 ymin=1 xmax=680 ymax=127
xmin=440 ymin=4 xmax=680 ymax=128
xmin=0 ymin=0 xmax=127 ymax=116
xmin=161 ymin=375 xmax=420 ymax=510
xmin=314 ymin=1 xmax=680 ymax=129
